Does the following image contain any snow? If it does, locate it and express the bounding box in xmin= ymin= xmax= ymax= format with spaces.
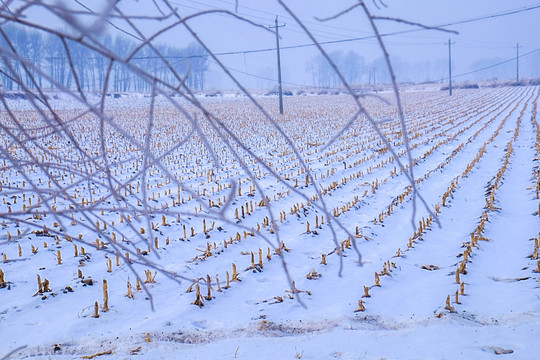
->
xmin=0 ymin=86 xmax=539 ymax=359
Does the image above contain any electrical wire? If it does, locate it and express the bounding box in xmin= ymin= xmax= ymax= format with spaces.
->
xmin=131 ymin=3 xmax=540 ymax=60
xmin=210 ymin=0 xmax=367 ymax=35
xmin=170 ymin=0 xmax=362 ymax=41
xmin=204 ymin=57 xmax=339 ymax=89
xmin=437 ymin=46 xmax=540 ymax=81
xmin=172 ymin=0 xmax=370 ymax=37
xmin=68 ymin=1 xmax=540 ymax=87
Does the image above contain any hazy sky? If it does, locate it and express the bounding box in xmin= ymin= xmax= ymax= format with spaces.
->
xmin=18 ymin=0 xmax=540 ymax=89
xmin=157 ymin=0 xmax=540 ymax=88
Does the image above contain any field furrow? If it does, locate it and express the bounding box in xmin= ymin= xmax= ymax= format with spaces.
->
xmin=1 ymin=86 xmax=539 ymax=359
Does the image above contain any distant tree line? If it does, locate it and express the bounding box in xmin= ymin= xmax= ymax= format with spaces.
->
xmin=306 ymin=51 xmax=364 ymax=87
xmin=307 ymin=49 xmax=540 ymax=88
xmin=0 ymin=25 xmax=209 ymax=92
xmin=306 ymin=50 xmax=449 ymax=87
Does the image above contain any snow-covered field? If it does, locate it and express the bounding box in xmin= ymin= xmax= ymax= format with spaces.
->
xmin=1 ymin=86 xmax=539 ymax=359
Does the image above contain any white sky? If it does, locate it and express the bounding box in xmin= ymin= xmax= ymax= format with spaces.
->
xmin=14 ymin=0 xmax=540 ymax=89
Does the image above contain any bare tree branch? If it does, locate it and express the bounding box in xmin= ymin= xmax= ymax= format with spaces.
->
xmin=0 ymin=0 xmax=440 ymax=320
xmin=371 ymin=16 xmax=458 ymax=34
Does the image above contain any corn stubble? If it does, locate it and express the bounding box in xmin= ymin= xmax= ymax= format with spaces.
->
xmin=0 ymin=268 xmax=6 ymax=288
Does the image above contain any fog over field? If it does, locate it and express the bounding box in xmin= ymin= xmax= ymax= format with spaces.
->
xmin=10 ymin=0 xmax=540 ymax=89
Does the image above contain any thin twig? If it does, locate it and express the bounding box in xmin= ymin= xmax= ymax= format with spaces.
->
xmin=371 ymin=16 xmax=458 ymax=34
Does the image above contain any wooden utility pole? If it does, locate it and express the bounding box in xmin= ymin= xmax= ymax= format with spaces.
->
xmin=270 ymin=16 xmax=285 ymax=114
xmin=447 ymin=39 xmax=455 ymax=96
xmin=514 ymin=43 xmax=522 ymax=83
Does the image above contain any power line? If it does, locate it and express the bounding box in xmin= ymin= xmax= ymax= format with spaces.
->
xmin=170 ymin=0 xmax=362 ymax=41
xmin=435 ymin=46 xmax=540 ymax=82
xmin=435 ymin=3 xmax=540 ymax=28
xmin=53 ymin=2 xmax=540 ymax=88
xmin=131 ymin=3 xmax=540 ymax=60
xmin=205 ymin=57 xmax=338 ymax=90
xmin=211 ymin=0 xmax=367 ymax=35
xmin=174 ymin=0 xmax=371 ymax=37
xmin=274 ymin=4 xmax=540 ymax=53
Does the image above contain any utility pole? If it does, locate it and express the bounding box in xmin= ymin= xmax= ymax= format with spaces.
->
xmin=270 ymin=16 xmax=285 ymax=114
xmin=447 ymin=39 xmax=455 ymax=96
xmin=514 ymin=43 xmax=522 ymax=83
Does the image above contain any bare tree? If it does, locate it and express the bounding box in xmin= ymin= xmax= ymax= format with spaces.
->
xmin=0 ymin=0 xmax=454 ymax=317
